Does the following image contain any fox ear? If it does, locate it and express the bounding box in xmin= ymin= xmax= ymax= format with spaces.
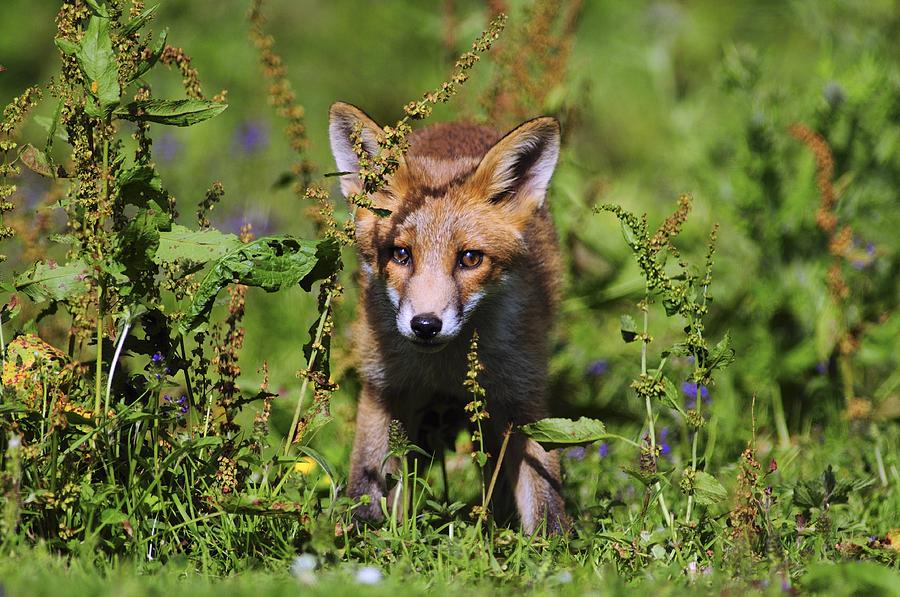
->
xmin=471 ymin=117 xmax=560 ymax=211
xmin=328 ymin=102 xmax=385 ymax=197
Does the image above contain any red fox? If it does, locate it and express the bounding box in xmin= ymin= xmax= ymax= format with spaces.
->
xmin=328 ymin=102 xmax=566 ymax=534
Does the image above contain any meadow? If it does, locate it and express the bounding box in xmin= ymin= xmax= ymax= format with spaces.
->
xmin=0 ymin=0 xmax=898 ymax=594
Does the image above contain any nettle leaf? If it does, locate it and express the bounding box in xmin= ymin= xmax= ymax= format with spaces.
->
xmin=620 ymin=314 xmax=638 ymax=343
xmin=520 ymin=417 xmax=609 ymax=450
xmin=19 ymin=144 xmax=54 ymax=177
xmin=691 ymin=470 xmax=727 ymax=506
xmin=154 ymin=225 xmax=241 ymax=273
xmin=115 ymin=99 xmax=227 ymax=127
xmin=75 ymin=16 xmax=120 ymax=116
xmin=180 ymin=236 xmax=340 ymax=334
xmin=117 ymin=164 xmax=166 ymax=206
xmin=15 ymin=260 xmax=91 ymax=303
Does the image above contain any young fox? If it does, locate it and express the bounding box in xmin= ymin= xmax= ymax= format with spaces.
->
xmin=328 ymin=102 xmax=566 ymax=534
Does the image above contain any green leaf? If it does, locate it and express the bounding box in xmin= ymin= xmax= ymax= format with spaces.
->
xmin=118 ymin=207 xmax=169 ymax=287
xmin=707 ymin=332 xmax=736 ymax=372
xmin=75 ymin=16 xmax=120 ymax=116
xmin=83 ymin=0 xmax=109 ymax=17
xmin=117 ymin=164 xmax=166 ymax=206
xmin=132 ymin=28 xmax=167 ymax=81
xmin=620 ymin=314 xmax=638 ymax=343
xmin=18 ymin=144 xmax=54 ymax=177
xmin=115 ymin=99 xmax=227 ymax=127
xmin=520 ymin=416 xmax=609 ymax=450
xmin=661 ymin=376 xmax=684 ymax=414
xmin=15 ymin=260 xmax=91 ymax=303
xmin=100 ymin=509 xmax=128 ymax=525
xmin=155 ymin=225 xmax=240 ymax=267
xmin=619 ymin=220 xmax=638 ymax=247
xmin=179 ymin=236 xmax=340 ymax=334
xmin=120 ymin=3 xmax=158 ymax=36
xmin=691 ymin=470 xmax=727 ymax=506
xmin=54 ymin=37 xmax=79 ymax=55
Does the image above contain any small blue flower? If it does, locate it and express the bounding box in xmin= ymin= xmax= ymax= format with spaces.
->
xmin=681 ymin=381 xmax=710 ymax=408
xmin=597 ymin=442 xmax=609 ymax=459
xmin=815 ymin=361 xmax=827 ymax=375
xmin=565 ymin=446 xmax=586 ymax=460
xmin=585 ymin=359 xmax=608 ymax=377
xmin=151 ymin=351 xmax=164 ymax=364
xmin=234 ymin=120 xmax=269 ymax=154
xmin=659 ymin=427 xmax=671 ymax=457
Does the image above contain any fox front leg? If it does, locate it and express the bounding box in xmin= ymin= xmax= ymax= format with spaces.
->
xmin=485 ymin=415 xmax=568 ymax=535
xmin=348 ymin=385 xmax=398 ymax=523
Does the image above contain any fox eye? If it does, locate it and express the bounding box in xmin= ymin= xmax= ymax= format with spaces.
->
xmin=391 ymin=246 xmax=411 ymax=265
xmin=458 ymin=250 xmax=483 ymax=269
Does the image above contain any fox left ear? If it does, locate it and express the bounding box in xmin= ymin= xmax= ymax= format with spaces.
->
xmin=470 ymin=117 xmax=560 ymax=211
xmin=328 ymin=101 xmax=388 ymax=198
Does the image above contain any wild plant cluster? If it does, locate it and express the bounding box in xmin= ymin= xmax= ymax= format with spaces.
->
xmin=0 ymin=0 xmax=897 ymax=592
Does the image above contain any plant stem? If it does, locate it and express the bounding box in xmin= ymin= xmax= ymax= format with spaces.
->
xmin=483 ymin=424 xmax=512 ymax=512
xmin=94 ymin=285 xmax=104 ymax=416
xmin=282 ymin=288 xmax=333 ymax=457
xmin=641 ymin=293 xmax=674 ymax=530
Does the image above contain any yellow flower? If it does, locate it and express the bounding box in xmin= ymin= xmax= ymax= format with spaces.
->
xmin=293 ymin=457 xmax=317 ymax=475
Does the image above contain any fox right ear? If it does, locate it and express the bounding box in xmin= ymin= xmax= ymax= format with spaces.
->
xmin=328 ymin=102 xmax=384 ymax=197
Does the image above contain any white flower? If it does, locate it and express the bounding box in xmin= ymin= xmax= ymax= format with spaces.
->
xmin=8 ymin=435 xmax=21 ymax=449
xmin=355 ymin=566 xmax=382 ymax=585
xmin=291 ymin=553 xmax=317 ymax=575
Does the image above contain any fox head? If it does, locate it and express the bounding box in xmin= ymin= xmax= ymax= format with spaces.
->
xmin=329 ymin=102 xmax=560 ymax=350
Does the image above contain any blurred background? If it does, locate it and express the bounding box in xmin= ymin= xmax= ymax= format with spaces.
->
xmin=1 ymin=0 xmax=898 ymax=478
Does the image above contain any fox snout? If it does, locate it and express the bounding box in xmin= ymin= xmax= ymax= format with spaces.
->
xmin=410 ymin=314 xmax=442 ymax=339
xmin=393 ymin=270 xmax=472 ymax=348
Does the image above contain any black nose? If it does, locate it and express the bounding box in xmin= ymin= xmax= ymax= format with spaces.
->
xmin=411 ymin=314 xmax=442 ymax=340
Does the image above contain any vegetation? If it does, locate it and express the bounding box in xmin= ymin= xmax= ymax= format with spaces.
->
xmin=0 ymin=0 xmax=897 ymax=594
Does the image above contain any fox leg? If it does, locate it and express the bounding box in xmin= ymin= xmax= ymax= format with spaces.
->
xmin=348 ymin=384 xmax=397 ymax=523
xmin=484 ymin=410 xmax=568 ymax=535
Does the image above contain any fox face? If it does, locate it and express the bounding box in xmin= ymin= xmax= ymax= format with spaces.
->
xmin=329 ymin=102 xmax=560 ymax=351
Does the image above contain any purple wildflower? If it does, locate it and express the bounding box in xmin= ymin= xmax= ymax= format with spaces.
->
xmin=151 ymin=351 xmax=164 ymax=364
xmin=565 ymin=446 xmax=586 ymax=460
xmin=815 ymin=361 xmax=827 ymax=375
xmin=234 ymin=120 xmax=269 ymax=154
xmin=681 ymin=381 xmax=710 ymax=409
xmin=597 ymin=442 xmax=609 ymax=459
xmin=659 ymin=427 xmax=671 ymax=457
xmin=585 ymin=359 xmax=608 ymax=377
xmin=155 ymin=132 xmax=181 ymax=163
xmin=163 ymin=394 xmax=189 ymax=416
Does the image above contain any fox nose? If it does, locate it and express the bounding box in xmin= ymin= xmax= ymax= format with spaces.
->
xmin=410 ymin=314 xmax=442 ymax=340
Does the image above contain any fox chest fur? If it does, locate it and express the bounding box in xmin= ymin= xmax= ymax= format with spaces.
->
xmin=329 ymin=102 xmax=567 ymax=533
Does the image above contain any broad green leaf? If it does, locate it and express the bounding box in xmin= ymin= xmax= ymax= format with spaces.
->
xmin=115 ymin=99 xmax=227 ymax=127
xmin=691 ymin=470 xmax=727 ymax=506
xmin=19 ymin=144 xmax=54 ymax=177
xmin=15 ymin=260 xmax=91 ymax=303
xmin=75 ymin=16 xmax=120 ymax=116
xmin=520 ymin=416 xmax=609 ymax=450
xmin=117 ymin=164 xmax=166 ymax=206
xmin=661 ymin=376 xmax=684 ymax=414
xmin=180 ymin=236 xmax=340 ymax=334
xmin=619 ymin=220 xmax=638 ymax=247
xmin=707 ymin=332 xmax=736 ymax=372
xmin=154 ymin=225 xmax=240 ymax=271
xmin=620 ymin=314 xmax=638 ymax=343
xmin=119 ymin=207 xmax=168 ymax=286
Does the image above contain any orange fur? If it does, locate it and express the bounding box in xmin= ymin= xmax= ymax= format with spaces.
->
xmin=329 ymin=102 xmax=567 ymax=534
